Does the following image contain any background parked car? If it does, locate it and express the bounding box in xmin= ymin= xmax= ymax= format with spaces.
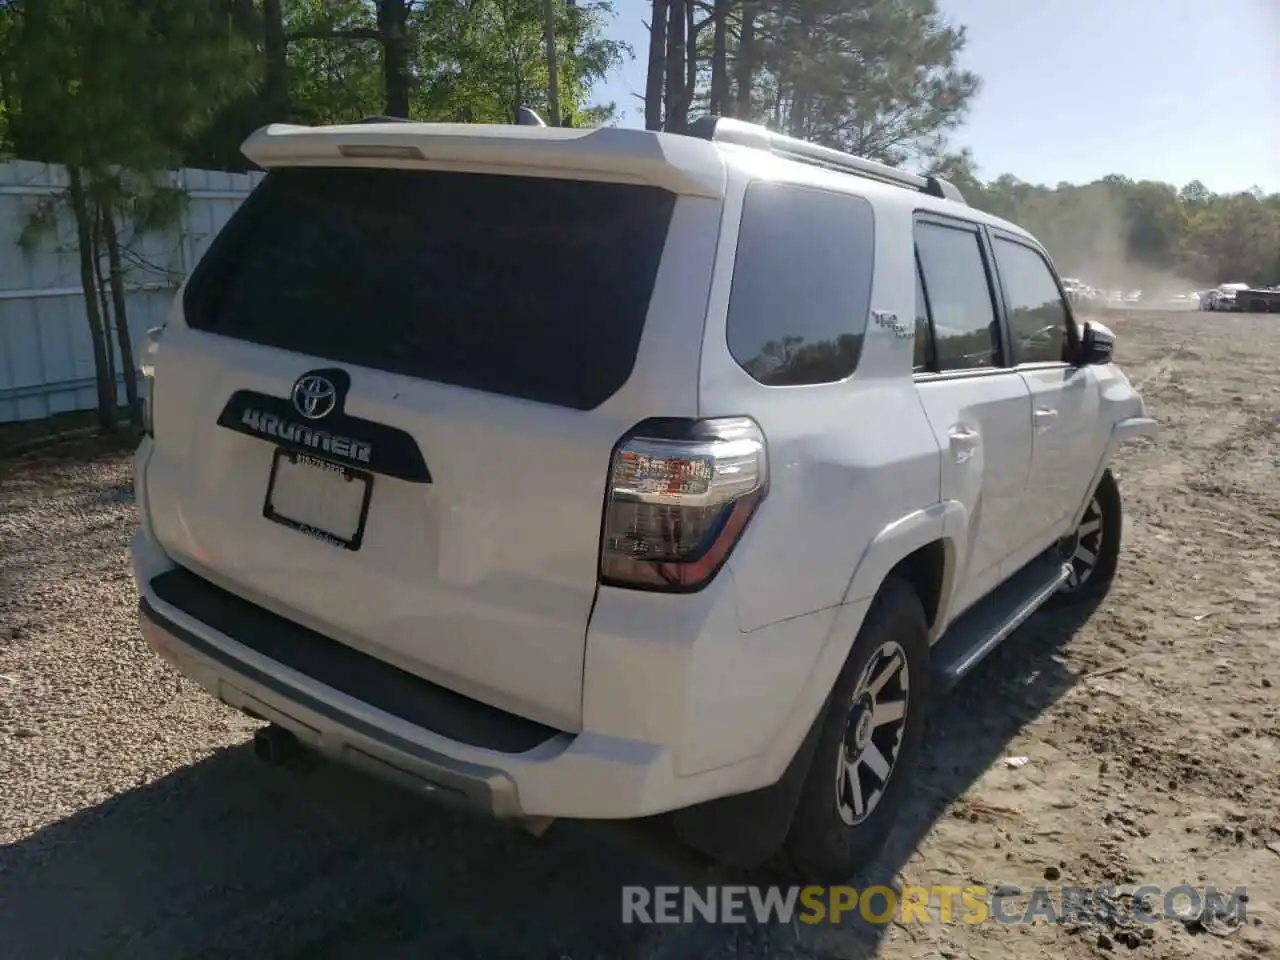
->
xmin=1207 ymin=282 xmax=1250 ymax=311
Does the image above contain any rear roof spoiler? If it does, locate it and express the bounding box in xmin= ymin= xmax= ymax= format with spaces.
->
xmin=240 ymin=121 xmax=726 ymax=197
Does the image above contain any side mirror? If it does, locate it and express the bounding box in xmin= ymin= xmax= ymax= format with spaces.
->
xmin=1077 ymin=321 xmax=1114 ymax=365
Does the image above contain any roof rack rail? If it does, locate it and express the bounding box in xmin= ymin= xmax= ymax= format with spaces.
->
xmin=686 ymin=115 xmax=966 ymax=205
xmin=515 ymin=107 xmax=548 ymax=127
xmin=355 ymin=110 xmax=550 ymax=128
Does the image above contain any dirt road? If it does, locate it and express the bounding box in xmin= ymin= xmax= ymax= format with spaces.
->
xmin=1 ymin=309 xmax=1277 ymax=959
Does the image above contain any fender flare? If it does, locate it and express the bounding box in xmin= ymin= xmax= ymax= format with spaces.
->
xmin=1070 ymin=416 xmax=1158 ymax=528
xmin=842 ymin=500 xmax=966 ymax=609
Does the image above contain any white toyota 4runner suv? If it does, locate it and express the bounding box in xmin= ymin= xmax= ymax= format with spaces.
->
xmin=132 ymin=115 xmax=1156 ymax=881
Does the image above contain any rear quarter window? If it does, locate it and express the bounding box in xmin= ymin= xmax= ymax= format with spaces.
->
xmin=183 ymin=167 xmax=678 ymax=411
xmin=725 ymin=182 xmax=875 ymax=386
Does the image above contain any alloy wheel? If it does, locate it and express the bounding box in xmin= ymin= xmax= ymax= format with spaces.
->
xmin=1061 ymin=496 xmax=1105 ymax=592
xmin=835 ymin=641 xmax=910 ymax=827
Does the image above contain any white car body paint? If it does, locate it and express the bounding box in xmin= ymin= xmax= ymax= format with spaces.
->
xmin=132 ymin=120 xmax=1154 ymax=821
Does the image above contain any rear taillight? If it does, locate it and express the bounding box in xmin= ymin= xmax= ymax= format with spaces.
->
xmin=600 ymin=417 xmax=767 ymax=592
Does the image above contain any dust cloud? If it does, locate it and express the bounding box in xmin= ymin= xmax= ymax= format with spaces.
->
xmin=1022 ymin=189 xmax=1204 ymax=302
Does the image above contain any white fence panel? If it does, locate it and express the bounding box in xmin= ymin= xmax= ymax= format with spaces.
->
xmin=0 ymin=160 xmax=265 ymax=423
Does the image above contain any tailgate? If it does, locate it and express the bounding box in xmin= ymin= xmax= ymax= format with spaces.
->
xmin=143 ymin=163 xmax=721 ymax=730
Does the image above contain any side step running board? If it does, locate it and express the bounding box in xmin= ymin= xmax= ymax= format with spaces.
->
xmin=930 ymin=553 xmax=1072 ymax=693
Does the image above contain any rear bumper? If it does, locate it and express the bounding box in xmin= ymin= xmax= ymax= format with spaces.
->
xmin=133 ymin=535 xmax=850 ymax=821
xmin=139 ymin=593 xmax=519 ymax=814
xmin=135 ymin=542 xmax=697 ymax=819
xmin=135 ymin=542 xmax=845 ymax=818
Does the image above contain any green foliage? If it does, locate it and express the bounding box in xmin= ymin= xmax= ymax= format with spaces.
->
xmin=3 ymin=0 xmax=258 ymax=171
xmin=674 ymin=0 xmax=978 ymax=164
xmin=279 ymin=0 xmax=626 ymax=127
xmin=286 ymin=0 xmax=384 ymax=124
xmin=0 ymin=0 xmax=625 ymax=171
xmin=753 ymin=0 xmax=980 ymax=166
xmin=125 ymin=180 xmax=189 ymax=237
xmin=0 ymin=0 xmax=17 ymax=158
xmin=964 ymin=175 xmax=1280 ymax=289
xmin=4 ymin=0 xmax=216 ymax=271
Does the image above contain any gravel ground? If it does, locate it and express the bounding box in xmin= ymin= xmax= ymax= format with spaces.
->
xmin=1 ymin=309 xmax=1277 ymax=959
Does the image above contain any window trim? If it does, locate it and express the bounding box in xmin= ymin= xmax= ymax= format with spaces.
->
xmin=911 ymin=212 xmax=1012 ymax=380
xmin=912 ymin=251 xmax=937 ymax=375
xmin=976 ymin=225 xmax=1016 ymax=370
xmin=986 ymin=228 xmax=1082 ymax=368
xmin=914 ymin=365 xmax=1025 ymax=384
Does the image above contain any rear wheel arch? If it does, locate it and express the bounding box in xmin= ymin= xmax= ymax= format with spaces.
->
xmin=884 ymin=538 xmax=955 ymax=635
xmin=843 ymin=502 xmax=965 ymax=608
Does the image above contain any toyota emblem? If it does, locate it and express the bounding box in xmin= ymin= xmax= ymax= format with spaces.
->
xmin=291 ymin=374 xmax=337 ymax=420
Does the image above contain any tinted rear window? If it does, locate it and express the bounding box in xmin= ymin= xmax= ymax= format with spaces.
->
xmin=184 ymin=167 xmax=677 ymax=410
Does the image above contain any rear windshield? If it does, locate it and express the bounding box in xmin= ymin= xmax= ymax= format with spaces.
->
xmin=184 ymin=167 xmax=677 ymax=410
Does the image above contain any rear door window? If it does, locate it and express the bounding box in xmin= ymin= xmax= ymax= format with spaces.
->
xmin=184 ymin=167 xmax=678 ymax=411
xmin=913 ymin=220 xmax=1002 ymax=372
xmin=725 ymin=181 xmax=875 ymax=386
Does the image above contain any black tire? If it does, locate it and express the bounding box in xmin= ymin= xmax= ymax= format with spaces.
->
xmin=777 ymin=575 xmax=930 ymax=883
xmin=1051 ymin=468 xmax=1122 ymax=606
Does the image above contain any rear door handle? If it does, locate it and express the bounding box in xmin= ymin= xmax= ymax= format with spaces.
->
xmin=948 ymin=426 xmax=980 ymax=463
xmin=1034 ymin=407 xmax=1058 ymax=427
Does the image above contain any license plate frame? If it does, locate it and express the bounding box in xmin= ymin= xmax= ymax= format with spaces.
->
xmin=262 ymin=447 xmax=374 ymax=551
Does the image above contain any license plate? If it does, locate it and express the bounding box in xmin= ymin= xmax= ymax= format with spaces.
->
xmin=263 ymin=448 xmax=373 ymax=550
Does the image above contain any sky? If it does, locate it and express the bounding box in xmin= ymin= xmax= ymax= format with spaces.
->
xmin=589 ymin=0 xmax=1280 ymax=193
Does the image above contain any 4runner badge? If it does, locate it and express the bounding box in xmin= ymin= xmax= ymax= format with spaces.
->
xmin=872 ymin=310 xmax=913 ymax=339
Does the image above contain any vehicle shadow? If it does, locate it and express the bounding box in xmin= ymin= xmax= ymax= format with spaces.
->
xmin=0 ymin=596 xmax=1102 ymax=960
